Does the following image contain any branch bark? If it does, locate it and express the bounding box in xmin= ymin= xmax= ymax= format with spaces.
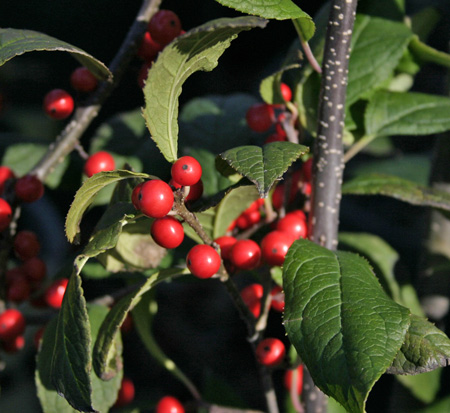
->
xmin=305 ymin=0 xmax=358 ymax=412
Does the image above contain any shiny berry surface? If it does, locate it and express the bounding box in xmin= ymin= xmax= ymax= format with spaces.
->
xmin=246 ymin=103 xmax=275 ymax=133
xmin=43 ymin=89 xmax=74 ymax=120
xmin=280 ymin=82 xmax=292 ymax=102
xmin=15 ymin=175 xmax=44 ymax=203
xmin=0 ymin=309 xmax=26 ymax=342
xmin=255 ymin=337 xmax=286 ymax=367
xmin=186 ymin=244 xmax=221 ymax=279
xmin=139 ymin=180 xmax=174 ymax=218
xmin=45 ymin=278 xmax=69 ymax=309
xmin=0 ymin=198 xmax=12 ymax=232
xmin=138 ymin=31 xmax=163 ymax=61
xmin=0 ymin=166 xmax=15 ymax=194
xmin=156 ymin=395 xmax=185 ymax=413
xmin=148 ymin=10 xmax=182 ymax=46
xmin=84 ymin=151 xmax=116 ymax=177
xmin=171 ymin=156 xmax=202 ymax=187
xmin=276 ymin=212 xmax=308 ymax=240
xmin=14 ymin=230 xmax=40 ymax=261
xmin=214 ymin=236 xmax=237 ymax=260
xmin=114 ymin=377 xmax=135 ymax=407
xmin=229 ymin=239 xmax=261 ymax=270
xmin=70 ymin=67 xmax=98 ymax=92
xmin=261 ymin=230 xmax=295 ymax=267
xmin=151 ymin=216 xmax=184 ymax=249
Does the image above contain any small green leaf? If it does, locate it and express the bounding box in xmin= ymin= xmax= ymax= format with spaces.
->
xmin=219 ymin=142 xmax=308 ymax=197
xmin=283 ymin=239 xmax=410 ymax=413
xmin=365 ymin=91 xmax=450 ymax=137
xmin=388 ymin=314 xmax=450 ymax=374
xmin=65 ymin=170 xmax=151 ymax=244
xmin=93 ymin=268 xmax=188 ymax=379
xmin=0 ymin=28 xmax=111 ymax=79
xmin=342 ymin=173 xmax=450 ymax=212
xmin=215 ymin=0 xmax=314 ymax=23
xmin=143 ymin=17 xmax=267 ymax=163
xmin=51 ymin=257 xmax=95 ymax=412
xmin=260 ymin=64 xmax=300 ymax=105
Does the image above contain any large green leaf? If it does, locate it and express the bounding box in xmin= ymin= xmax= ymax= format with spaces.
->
xmin=50 ymin=257 xmax=95 ymax=412
xmin=283 ymin=239 xmax=410 ymax=413
xmin=37 ymin=306 xmax=122 ymax=413
xmin=143 ymin=17 xmax=267 ymax=163
xmin=65 ymin=170 xmax=151 ymax=243
xmin=346 ymin=15 xmax=412 ymax=105
xmin=93 ymin=268 xmax=188 ymax=379
xmin=219 ymin=142 xmax=308 ymax=197
xmin=0 ymin=28 xmax=111 ymax=79
xmin=342 ymin=173 xmax=450 ymax=212
xmin=365 ymin=91 xmax=450 ymax=137
xmin=388 ymin=314 xmax=450 ymax=375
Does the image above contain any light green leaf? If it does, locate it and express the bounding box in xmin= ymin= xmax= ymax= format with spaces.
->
xmin=283 ymin=239 xmax=410 ymax=413
xmin=388 ymin=314 xmax=450 ymax=374
xmin=0 ymin=28 xmax=111 ymax=79
xmin=219 ymin=142 xmax=308 ymax=197
xmin=143 ymin=17 xmax=267 ymax=163
xmin=396 ymin=369 xmax=441 ymax=404
xmin=342 ymin=173 xmax=450 ymax=212
xmin=260 ymin=64 xmax=300 ymax=105
xmin=365 ymin=91 xmax=450 ymax=137
xmin=65 ymin=170 xmax=152 ymax=244
xmin=93 ymin=268 xmax=188 ymax=379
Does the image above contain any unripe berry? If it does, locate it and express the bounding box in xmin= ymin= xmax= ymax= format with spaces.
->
xmin=84 ymin=151 xmax=116 ymax=177
xmin=256 ymin=337 xmax=286 ymax=367
xmin=186 ymin=244 xmax=221 ymax=279
xmin=43 ymin=89 xmax=74 ymax=120
xmin=70 ymin=67 xmax=98 ymax=93
xmin=148 ymin=10 xmax=182 ymax=46
xmin=0 ymin=309 xmax=26 ymax=342
xmin=15 ymin=175 xmax=44 ymax=203
xmin=0 ymin=198 xmax=12 ymax=232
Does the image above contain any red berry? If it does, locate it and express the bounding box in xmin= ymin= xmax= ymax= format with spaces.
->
xmin=171 ymin=156 xmax=202 ymax=187
xmin=45 ymin=278 xmax=69 ymax=309
xmin=14 ymin=175 xmax=44 ymax=203
xmin=70 ymin=67 xmax=98 ymax=93
xmin=139 ymin=180 xmax=174 ymax=218
xmin=138 ymin=31 xmax=164 ymax=61
xmin=151 ymin=216 xmax=184 ymax=249
xmin=0 ymin=309 xmax=26 ymax=342
xmin=14 ymin=230 xmax=40 ymax=261
xmin=255 ymin=337 xmax=286 ymax=367
xmin=236 ymin=209 xmax=261 ymax=230
xmin=265 ymin=133 xmax=287 ymax=144
xmin=43 ymin=89 xmax=74 ymax=120
xmin=169 ymin=178 xmax=204 ymax=202
xmin=156 ymin=395 xmax=185 ymax=413
xmin=2 ymin=335 xmax=25 ymax=353
xmin=0 ymin=166 xmax=15 ymax=194
xmin=261 ymin=230 xmax=295 ymax=267
xmin=186 ymin=244 xmax=221 ymax=279
xmin=148 ymin=10 xmax=182 ymax=46
xmin=84 ymin=151 xmax=115 ymax=177
xmin=131 ymin=182 xmax=144 ymax=210
xmin=114 ymin=377 xmax=135 ymax=407
xmin=0 ymin=198 xmax=12 ymax=232
xmin=284 ymin=365 xmax=304 ymax=395
xmin=138 ymin=61 xmax=152 ymax=88
xmin=270 ymin=285 xmax=285 ymax=312
xmin=229 ymin=239 xmax=261 ymax=270
xmin=120 ymin=313 xmax=133 ymax=334
xmin=240 ymin=283 xmax=263 ymax=318
xmin=302 ymin=158 xmax=313 ymax=182
xmin=7 ymin=270 xmax=31 ymax=303
xmin=246 ymin=103 xmax=275 ymax=133
xmin=214 ymin=235 xmax=237 ymax=260
xmin=276 ymin=212 xmax=308 ymax=240
xmin=280 ymin=83 xmax=292 ymax=102
xmin=23 ymin=257 xmax=47 ymax=283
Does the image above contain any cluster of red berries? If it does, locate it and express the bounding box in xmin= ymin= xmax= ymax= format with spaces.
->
xmin=246 ymin=83 xmax=293 ymax=144
xmin=137 ymin=9 xmax=184 ymax=87
xmin=42 ymin=66 xmax=98 ymax=120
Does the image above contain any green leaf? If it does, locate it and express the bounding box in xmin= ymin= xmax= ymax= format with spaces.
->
xmin=219 ymin=142 xmax=308 ymax=197
xmin=215 ymin=0 xmax=312 ymax=20
xmin=388 ymin=314 xmax=450 ymax=374
xmin=50 ymin=257 xmax=95 ymax=412
xmin=93 ymin=268 xmax=188 ymax=379
xmin=37 ymin=305 xmax=122 ymax=413
xmin=213 ymin=184 xmax=260 ymax=238
xmin=143 ymin=17 xmax=267 ymax=163
xmin=409 ymin=35 xmax=450 ymax=68
xmin=0 ymin=28 xmax=111 ymax=79
xmin=283 ymin=239 xmax=410 ymax=413
xmin=346 ymin=15 xmax=412 ymax=105
xmin=365 ymin=90 xmax=450 ymax=137
xmin=415 ymin=395 xmax=450 ymax=413
xmin=183 ymin=208 xmax=216 ymax=244
xmin=65 ymin=170 xmax=151 ymax=244
xmin=396 ymin=369 xmax=441 ymax=404
xmin=260 ymin=64 xmax=300 ymax=105
xmin=342 ymin=173 xmax=450 ymax=212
